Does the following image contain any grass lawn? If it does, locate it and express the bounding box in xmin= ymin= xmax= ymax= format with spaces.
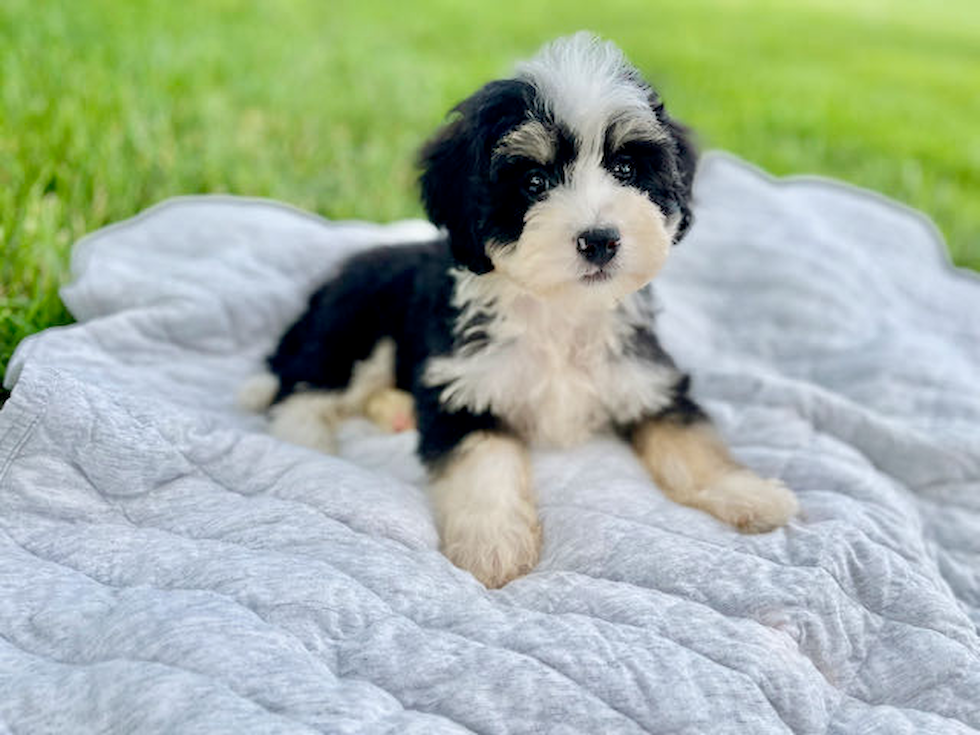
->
xmin=2 ymin=0 xmax=978 ymax=388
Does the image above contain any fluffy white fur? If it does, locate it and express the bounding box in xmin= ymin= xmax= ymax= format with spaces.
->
xmin=516 ymin=33 xmax=658 ymax=155
xmin=430 ymin=432 xmax=541 ymax=588
xmin=425 ymin=271 xmax=678 ymax=447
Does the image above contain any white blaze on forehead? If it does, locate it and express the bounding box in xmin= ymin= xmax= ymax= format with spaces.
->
xmin=515 ymin=32 xmax=659 ymax=154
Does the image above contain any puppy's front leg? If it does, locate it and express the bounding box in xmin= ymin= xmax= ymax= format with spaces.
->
xmin=632 ymin=413 xmax=798 ymax=533
xmin=429 ymin=431 xmax=542 ymax=588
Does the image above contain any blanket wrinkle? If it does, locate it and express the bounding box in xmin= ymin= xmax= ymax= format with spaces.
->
xmin=1 ymin=562 xmax=419 ymax=731
xmin=539 ymin=499 xmax=962 ymax=631
xmin=499 ymin=582 xmax=833 ymax=730
xmin=0 ymin=643 xmax=372 ymax=735
xmin=3 ymin=515 xmax=415 ymax=642
xmin=14 ymin=561 xmax=469 ymax=735
xmin=78 ymin=371 xmax=434 ymax=547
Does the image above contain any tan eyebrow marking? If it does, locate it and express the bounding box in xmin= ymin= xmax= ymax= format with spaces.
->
xmin=493 ymin=120 xmax=558 ymax=164
xmin=607 ymin=112 xmax=669 ymax=151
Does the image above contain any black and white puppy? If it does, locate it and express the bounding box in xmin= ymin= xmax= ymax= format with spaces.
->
xmin=242 ymin=34 xmax=799 ymax=587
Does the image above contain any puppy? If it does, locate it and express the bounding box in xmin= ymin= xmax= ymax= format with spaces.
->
xmin=241 ymin=33 xmax=799 ymax=587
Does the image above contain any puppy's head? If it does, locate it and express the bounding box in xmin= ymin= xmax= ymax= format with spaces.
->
xmin=419 ymin=33 xmax=697 ymax=305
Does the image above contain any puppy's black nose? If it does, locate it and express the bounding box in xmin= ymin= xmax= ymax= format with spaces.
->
xmin=576 ymin=227 xmax=620 ymax=267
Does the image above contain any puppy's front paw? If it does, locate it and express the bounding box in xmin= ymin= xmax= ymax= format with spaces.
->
xmin=698 ymin=469 xmax=798 ymax=533
xmin=430 ymin=433 xmax=541 ymax=587
xmin=442 ymin=516 xmax=542 ymax=589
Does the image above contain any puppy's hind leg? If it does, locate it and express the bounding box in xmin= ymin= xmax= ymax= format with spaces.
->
xmin=364 ymin=388 xmax=416 ymax=433
xmin=339 ymin=339 xmax=416 ymax=433
xmin=268 ymin=391 xmax=345 ymax=453
xmin=236 ymin=368 xmax=341 ymax=450
xmin=632 ymin=410 xmax=798 ymax=533
xmin=237 ymin=372 xmax=282 ymax=412
xmin=266 ymin=338 xmax=403 ymax=452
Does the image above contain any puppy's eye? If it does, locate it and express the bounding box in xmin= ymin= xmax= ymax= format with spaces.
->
xmin=523 ymin=169 xmax=550 ymax=197
xmin=610 ymin=156 xmax=635 ymax=182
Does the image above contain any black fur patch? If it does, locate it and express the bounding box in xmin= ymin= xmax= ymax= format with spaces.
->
xmin=651 ymin=375 xmax=709 ymax=425
xmin=485 ymin=124 xmax=578 ymax=248
xmin=268 ymin=241 xmax=446 ymax=399
xmin=414 ymin=383 xmax=500 ymax=464
xmin=418 ymin=80 xmax=538 ymax=274
xmin=267 ymin=241 xmax=502 ymax=462
xmin=650 ymin=97 xmax=698 ymax=241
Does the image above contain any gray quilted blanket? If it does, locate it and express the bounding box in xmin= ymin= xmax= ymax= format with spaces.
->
xmin=2 ymin=154 xmax=978 ymax=734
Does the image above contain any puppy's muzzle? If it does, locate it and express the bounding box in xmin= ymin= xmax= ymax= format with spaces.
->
xmin=576 ymin=227 xmax=621 ymax=267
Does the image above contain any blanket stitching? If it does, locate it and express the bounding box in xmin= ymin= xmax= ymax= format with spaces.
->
xmin=4 ymin=524 xmax=642 ymax=733
xmin=7 ymin=440 xmax=979 ymax=731
xmin=0 ymin=631 xmax=326 ymax=734
xmin=503 ymin=573 xmax=980 ymax=732
xmin=539 ymin=502 xmax=980 ymax=656
xmin=14 ymin=498 xmax=972 ymax=731
xmin=342 ymin=616 xmax=649 ymax=733
xmin=0 ymin=375 xmax=55 ymax=489
xmin=717 ymin=392 xmax=980 ymax=513
xmin=506 ymin=595 xmax=800 ymax=733
xmin=822 ymin=616 xmax=980 ymax=734
xmin=0 ymin=528 xmax=481 ymax=734
xmin=498 ymin=573 xmax=980 ymax=732
xmin=12 ymin=512 xmax=978 ymax=732
xmin=86 ymin=385 xmax=434 ymax=555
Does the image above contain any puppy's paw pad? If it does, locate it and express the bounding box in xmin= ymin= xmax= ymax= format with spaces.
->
xmin=699 ymin=470 xmax=798 ymax=533
xmin=443 ymin=521 xmax=542 ymax=589
xmin=364 ymin=388 xmax=416 ymax=433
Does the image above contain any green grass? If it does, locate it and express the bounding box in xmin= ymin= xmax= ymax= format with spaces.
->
xmin=2 ymin=0 xmax=978 ymax=387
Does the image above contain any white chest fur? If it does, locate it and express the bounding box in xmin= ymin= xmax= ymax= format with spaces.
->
xmin=424 ymin=272 xmax=678 ymax=447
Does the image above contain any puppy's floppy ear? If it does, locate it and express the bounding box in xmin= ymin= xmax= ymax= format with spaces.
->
xmin=419 ymin=112 xmax=493 ymax=274
xmin=419 ymin=80 xmax=533 ymax=274
xmin=651 ymin=97 xmax=699 ymax=243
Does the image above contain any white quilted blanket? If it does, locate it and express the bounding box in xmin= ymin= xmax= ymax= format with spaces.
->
xmin=2 ymin=154 xmax=979 ymax=734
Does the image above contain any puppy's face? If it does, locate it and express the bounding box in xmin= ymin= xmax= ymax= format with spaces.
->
xmin=420 ymin=34 xmax=697 ymax=306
